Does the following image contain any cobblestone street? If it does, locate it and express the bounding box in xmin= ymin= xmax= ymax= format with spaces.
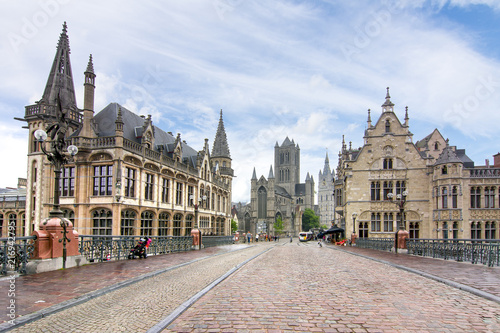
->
xmin=1 ymin=241 xmax=500 ymax=332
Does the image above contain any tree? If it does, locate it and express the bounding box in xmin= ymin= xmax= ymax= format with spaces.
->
xmin=274 ymin=217 xmax=284 ymax=235
xmin=302 ymin=208 xmax=320 ymax=231
xmin=231 ymin=219 xmax=238 ymax=234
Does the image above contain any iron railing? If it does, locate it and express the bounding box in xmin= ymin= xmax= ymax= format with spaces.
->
xmin=408 ymin=239 xmax=500 ymax=267
xmin=356 ymin=237 xmax=394 ymax=251
xmin=202 ymin=236 xmax=234 ymax=248
xmin=78 ymin=235 xmax=193 ymax=262
xmin=0 ymin=236 xmax=36 ymax=275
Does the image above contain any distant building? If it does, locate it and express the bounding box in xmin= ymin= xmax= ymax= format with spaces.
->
xmin=335 ymin=88 xmax=499 ymax=240
xmin=318 ymin=152 xmax=335 ymax=227
xmin=248 ymin=137 xmax=315 ymax=236
xmin=19 ymin=23 xmax=233 ymax=236
xmin=0 ymin=179 xmax=27 ymax=237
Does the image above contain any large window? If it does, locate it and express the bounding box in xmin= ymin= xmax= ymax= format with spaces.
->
xmin=452 ymin=186 xmax=458 ymax=208
xmin=470 ymin=187 xmax=481 ymax=208
xmin=185 ymin=215 xmax=193 ymax=235
xmin=161 ymin=178 xmax=170 ymax=203
xmin=176 ymin=182 xmax=183 ymax=205
xmin=124 ymin=167 xmax=136 ymax=197
xmin=371 ymin=213 xmax=381 ymax=232
xmin=383 ymin=158 xmax=393 ymax=169
xmin=0 ymin=213 xmax=3 ymax=236
xmin=121 ymin=210 xmax=136 ymax=236
xmin=383 ymin=181 xmax=393 ymax=200
xmin=158 ymin=212 xmax=170 ymax=236
xmin=92 ymin=209 xmax=112 ymax=235
xmin=442 ymin=187 xmax=448 ymax=209
xmin=173 ymin=213 xmax=183 ymax=236
xmin=359 ymin=222 xmax=369 ymax=238
xmin=383 ymin=213 xmax=393 ymax=232
xmin=409 ymin=222 xmax=420 ymax=239
xmin=140 ymin=211 xmax=154 ymax=236
xmin=471 ymin=222 xmax=481 ymax=240
xmin=187 ymin=185 xmax=194 ymax=207
xmin=370 ymin=182 xmax=381 ymax=201
xmin=485 ymin=187 xmax=495 ymax=208
xmin=485 ymin=222 xmax=497 ymax=239
xmin=93 ymin=165 xmax=113 ymax=196
xmin=60 ymin=166 xmax=75 ymax=197
xmin=9 ymin=214 xmax=17 ymax=237
xmin=395 ymin=181 xmax=406 ymax=196
xmin=145 ymin=174 xmax=154 ymax=201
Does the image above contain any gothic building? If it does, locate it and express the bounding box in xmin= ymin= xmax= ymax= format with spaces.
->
xmin=247 ymin=137 xmax=315 ymax=236
xmin=20 ymin=23 xmax=233 ymax=237
xmin=335 ymin=88 xmax=499 ymax=241
xmin=318 ymin=152 xmax=335 ymax=227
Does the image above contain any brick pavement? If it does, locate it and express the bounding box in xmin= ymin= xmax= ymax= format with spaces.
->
xmin=336 ymin=245 xmax=500 ymax=300
xmin=166 ymin=241 xmax=500 ymax=332
xmin=1 ymin=240 xmax=499 ymax=332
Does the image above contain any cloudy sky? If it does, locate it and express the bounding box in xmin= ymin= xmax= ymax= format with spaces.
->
xmin=1 ymin=0 xmax=500 ymax=203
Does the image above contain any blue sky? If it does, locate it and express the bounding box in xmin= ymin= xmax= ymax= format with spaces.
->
xmin=1 ymin=0 xmax=500 ymax=203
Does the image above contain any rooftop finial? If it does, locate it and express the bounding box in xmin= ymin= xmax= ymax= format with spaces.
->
xmin=381 ymin=86 xmax=395 ymax=110
xmin=86 ymin=54 xmax=94 ymax=73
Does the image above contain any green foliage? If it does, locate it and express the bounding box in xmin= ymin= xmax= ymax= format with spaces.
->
xmin=302 ymin=208 xmax=320 ymax=231
xmin=231 ymin=219 xmax=238 ymax=234
xmin=274 ymin=216 xmax=284 ymax=234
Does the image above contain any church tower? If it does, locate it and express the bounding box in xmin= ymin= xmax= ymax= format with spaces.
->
xmin=318 ymin=151 xmax=335 ymax=227
xmin=274 ymin=137 xmax=300 ymax=196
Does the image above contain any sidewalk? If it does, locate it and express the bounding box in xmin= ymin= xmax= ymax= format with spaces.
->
xmin=334 ymin=244 xmax=500 ymax=301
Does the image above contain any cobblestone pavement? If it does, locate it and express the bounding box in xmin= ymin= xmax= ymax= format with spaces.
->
xmin=0 ymin=244 xmax=248 ymax=321
xmin=5 ymin=244 xmax=273 ymax=332
xmin=338 ymin=246 xmax=500 ymax=299
xmin=166 ymin=242 xmax=500 ymax=332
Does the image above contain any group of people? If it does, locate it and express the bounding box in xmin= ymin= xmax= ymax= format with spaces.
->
xmin=242 ymin=233 xmax=282 ymax=243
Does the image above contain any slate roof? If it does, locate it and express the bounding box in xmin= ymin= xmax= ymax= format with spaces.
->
xmin=93 ymin=103 xmax=199 ymax=168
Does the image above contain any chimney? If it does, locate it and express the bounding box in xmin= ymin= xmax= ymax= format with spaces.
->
xmin=494 ymin=153 xmax=500 ymax=167
xmin=486 ymin=159 xmax=490 ymax=168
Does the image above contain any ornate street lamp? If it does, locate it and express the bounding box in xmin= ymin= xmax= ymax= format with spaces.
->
xmin=387 ymin=190 xmax=408 ymax=253
xmin=33 ymin=99 xmax=78 ymax=269
xmin=190 ymin=194 xmax=207 ymax=249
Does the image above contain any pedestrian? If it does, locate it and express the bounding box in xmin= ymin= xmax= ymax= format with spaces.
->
xmin=256 ymin=234 xmax=259 ymax=242
xmin=290 ymin=235 xmax=293 ymax=243
xmin=247 ymin=232 xmax=251 ymax=243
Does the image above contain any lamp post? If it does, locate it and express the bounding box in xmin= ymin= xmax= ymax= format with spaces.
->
xmin=387 ymin=190 xmax=408 ymax=253
xmin=33 ymin=105 xmax=78 ymax=269
xmin=190 ymin=195 xmax=207 ymax=249
xmin=351 ymin=212 xmax=357 ymax=246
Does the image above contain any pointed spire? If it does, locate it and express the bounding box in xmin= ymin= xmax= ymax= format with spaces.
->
xmin=306 ymin=172 xmax=310 ymax=181
xmin=41 ymin=22 xmax=77 ymax=108
xmin=381 ymin=87 xmax=394 ymax=112
xmin=323 ymin=151 xmax=331 ymax=176
xmin=211 ymin=109 xmax=231 ymax=158
xmin=404 ymin=106 xmax=409 ymax=126
xmin=268 ymin=165 xmax=274 ymax=179
xmin=252 ymin=167 xmax=257 ymax=180
xmin=86 ymin=54 xmax=94 ymax=74
xmin=367 ymin=108 xmax=372 ymax=127
xmin=115 ymin=105 xmax=124 ymax=133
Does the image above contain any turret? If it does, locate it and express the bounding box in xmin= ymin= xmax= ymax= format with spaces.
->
xmin=81 ymin=54 xmax=96 ymax=137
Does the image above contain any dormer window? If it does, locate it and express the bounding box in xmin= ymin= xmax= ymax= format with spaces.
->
xmin=442 ymin=165 xmax=447 ymax=175
xmin=434 ymin=142 xmax=439 ymax=150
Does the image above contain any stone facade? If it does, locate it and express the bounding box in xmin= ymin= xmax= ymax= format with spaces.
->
xmin=335 ymin=88 xmax=499 ymax=241
xmin=20 ymin=23 xmax=233 ymax=237
xmin=247 ymin=138 xmax=315 ymax=237
xmin=318 ymin=152 xmax=335 ymax=227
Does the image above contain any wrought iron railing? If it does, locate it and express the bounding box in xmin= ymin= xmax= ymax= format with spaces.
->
xmin=0 ymin=236 xmax=36 ymax=275
xmin=202 ymin=236 xmax=234 ymax=248
xmin=78 ymin=235 xmax=193 ymax=262
xmin=356 ymin=237 xmax=394 ymax=251
xmin=408 ymin=239 xmax=500 ymax=267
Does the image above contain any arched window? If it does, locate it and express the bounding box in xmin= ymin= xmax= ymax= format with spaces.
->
xmin=121 ymin=210 xmax=136 ymax=236
xmin=158 ymin=212 xmax=170 ymax=236
xmin=470 ymin=187 xmax=481 ymax=208
xmin=173 ymin=214 xmax=183 ymax=236
xmin=141 ymin=211 xmax=154 ymax=236
xmin=258 ymin=187 xmax=267 ymax=219
xmin=92 ymin=209 xmax=112 ymax=235
xmin=385 ymin=120 xmax=391 ymax=133
xmin=185 ymin=214 xmax=194 ymax=236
